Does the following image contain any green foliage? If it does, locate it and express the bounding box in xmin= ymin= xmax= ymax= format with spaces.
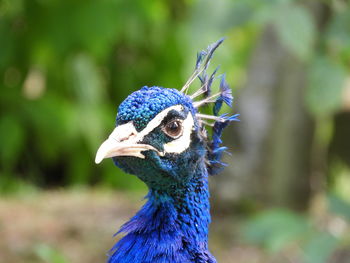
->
xmin=34 ymin=244 xmax=70 ymax=263
xmin=0 ymin=0 xmax=186 ymax=189
xmin=326 ymin=9 xmax=350 ymax=63
xmin=328 ymin=193 xmax=350 ymax=221
xmin=0 ymin=173 xmax=38 ymax=196
xmin=306 ymin=56 xmax=346 ymax=117
xmin=0 ymin=115 xmax=24 ymax=170
xmin=273 ymin=4 xmax=316 ymax=60
xmin=242 ymin=198 xmax=350 ymax=263
xmin=303 ymin=231 xmax=338 ymax=263
xmin=243 ymin=209 xmax=311 ymax=253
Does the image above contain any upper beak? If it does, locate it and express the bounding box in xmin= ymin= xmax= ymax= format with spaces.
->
xmin=95 ymin=122 xmax=160 ymax=164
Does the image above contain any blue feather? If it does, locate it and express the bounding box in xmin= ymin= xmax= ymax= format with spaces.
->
xmin=196 ymin=50 xmax=207 ymax=70
xmin=204 ymin=66 xmax=220 ymax=98
xmin=213 ymin=74 xmax=233 ymax=116
xmin=198 ymin=72 xmax=208 ymax=88
xmin=207 ymin=114 xmax=239 ymax=175
xmin=219 ymin=74 xmax=233 ymax=107
xmin=213 ymin=100 xmax=223 ymax=116
xmin=204 ymin=37 xmax=225 ymax=69
xmin=194 ymin=38 xmax=225 ymax=72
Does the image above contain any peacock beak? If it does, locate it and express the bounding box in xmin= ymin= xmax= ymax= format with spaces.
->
xmin=95 ymin=122 xmax=160 ymax=164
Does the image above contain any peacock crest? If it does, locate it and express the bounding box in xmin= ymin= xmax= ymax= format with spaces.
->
xmin=181 ymin=38 xmax=239 ymax=175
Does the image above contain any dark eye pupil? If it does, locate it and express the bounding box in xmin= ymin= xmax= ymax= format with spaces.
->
xmin=165 ymin=121 xmax=182 ymax=137
xmin=169 ymin=121 xmax=179 ymax=131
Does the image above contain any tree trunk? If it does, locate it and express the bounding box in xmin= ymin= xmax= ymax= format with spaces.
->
xmin=211 ymin=2 xmax=333 ymax=211
xmin=213 ymin=26 xmax=314 ymax=211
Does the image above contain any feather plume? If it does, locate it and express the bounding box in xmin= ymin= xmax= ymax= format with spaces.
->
xmin=182 ymin=38 xmax=239 ymax=175
xmin=204 ymin=66 xmax=220 ymax=98
xmin=213 ymin=74 xmax=233 ymax=116
xmin=181 ymin=38 xmax=225 ymax=94
xmin=207 ymin=114 xmax=239 ymax=175
xmin=195 ymin=50 xmax=206 ymax=70
xmin=203 ymin=37 xmax=225 ymax=70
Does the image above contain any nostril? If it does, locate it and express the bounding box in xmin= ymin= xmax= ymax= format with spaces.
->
xmin=119 ymin=132 xmax=136 ymax=142
xmin=108 ymin=122 xmax=138 ymax=143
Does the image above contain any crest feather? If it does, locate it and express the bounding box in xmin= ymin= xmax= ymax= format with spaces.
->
xmin=180 ymin=38 xmax=239 ymax=175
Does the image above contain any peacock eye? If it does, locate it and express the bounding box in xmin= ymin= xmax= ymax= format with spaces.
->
xmin=163 ymin=120 xmax=183 ymax=138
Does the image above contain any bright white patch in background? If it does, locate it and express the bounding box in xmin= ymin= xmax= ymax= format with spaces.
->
xmin=23 ymin=68 xmax=46 ymax=100
xmin=163 ymin=113 xmax=194 ymax=154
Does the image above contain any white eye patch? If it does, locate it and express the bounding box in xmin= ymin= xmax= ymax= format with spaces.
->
xmin=109 ymin=105 xmax=194 ymax=156
xmin=139 ymin=104 xmax=194 ymax=154
xmin=138 ymin=105 xmax=184 ymax=141
xmin=162 ymin=112 xmax=194 ymax=154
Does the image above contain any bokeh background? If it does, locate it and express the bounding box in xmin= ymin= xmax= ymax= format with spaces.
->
xmin=1 ymin=0 xmax=350 ymax=262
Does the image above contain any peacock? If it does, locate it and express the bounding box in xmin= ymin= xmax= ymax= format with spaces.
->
xmin=95 ymin=38 xmax=239 ymax=263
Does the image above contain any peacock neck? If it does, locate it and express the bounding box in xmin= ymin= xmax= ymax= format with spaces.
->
xmin=150 ymin=164 xmax=211 ymax=246
xmin=108 ymin=162 xmax=216 ymax=263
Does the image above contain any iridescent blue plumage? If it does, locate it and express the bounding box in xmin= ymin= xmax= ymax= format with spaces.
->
xmin=95 ymin=39 xmax=238 ymax=263
xmin=109 ymin=165 xmax=214 ymax=263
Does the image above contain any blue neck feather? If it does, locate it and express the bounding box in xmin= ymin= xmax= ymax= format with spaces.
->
xmin=108 ymin=162 xmax=216 ymax=263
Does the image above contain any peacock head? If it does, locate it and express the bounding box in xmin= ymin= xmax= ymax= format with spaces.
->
xmin=95 ymin=39 xmax=239 ymax=192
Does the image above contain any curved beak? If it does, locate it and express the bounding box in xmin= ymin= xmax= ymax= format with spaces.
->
xmin=95 ymin=122 xmax=160 ymax=164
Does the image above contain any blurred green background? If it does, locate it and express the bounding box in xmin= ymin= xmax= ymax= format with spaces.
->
xmin=1 ymin=0 xmax=350 ymax=262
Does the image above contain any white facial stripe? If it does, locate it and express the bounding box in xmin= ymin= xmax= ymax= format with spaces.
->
xmin=163 ymin=112 xmax=194 ymax=154
xmin=136 ymin=105 xmax=184 ymax=141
